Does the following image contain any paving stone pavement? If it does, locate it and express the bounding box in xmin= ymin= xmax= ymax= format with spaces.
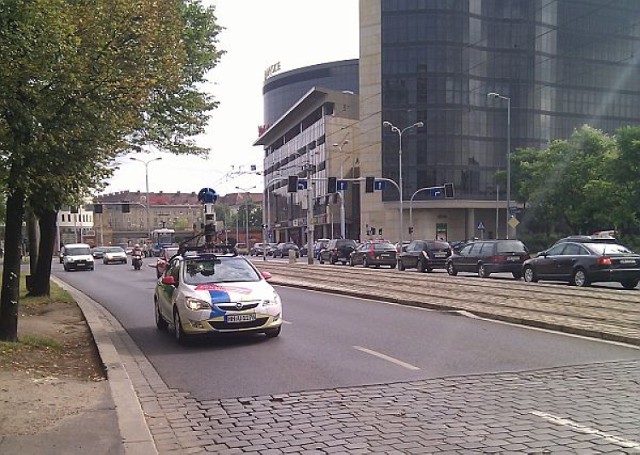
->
xmin=130 ymin=356 xmax=640 ymax=454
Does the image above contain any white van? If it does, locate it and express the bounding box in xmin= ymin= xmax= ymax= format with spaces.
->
xmin=61 ymin=243 xmax=94 ymax=271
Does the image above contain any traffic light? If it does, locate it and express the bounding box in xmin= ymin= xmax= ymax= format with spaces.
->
xmin=287 ymin=175 xmax=299 ymax=193
xmin=122 ymin=203 xmax=130 ymax=213
xmin=93 ymin=204 xmax=103 ymax=214
xmin=365 ymin=176 xmax=375 ymax=193
xmin=444 ymin=182 xmax=455 ymax=198
xmin=327 ymin=176 xmax=337 ymax=193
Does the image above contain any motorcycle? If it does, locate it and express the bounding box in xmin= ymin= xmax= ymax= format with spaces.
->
xmin=132 ymin=253 xmax=143 ymax=271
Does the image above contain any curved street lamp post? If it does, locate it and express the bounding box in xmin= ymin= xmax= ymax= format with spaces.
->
xmin=130 ymin=157 xmax=162 ymax=240
xmin=487 ymin=92 xmax=512 ymax=239
xmin=382 ymin=121 xmax=423 ymax=246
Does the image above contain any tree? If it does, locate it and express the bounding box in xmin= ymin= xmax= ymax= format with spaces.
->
xmin=0 ymin=0 xmax=223 ymax=340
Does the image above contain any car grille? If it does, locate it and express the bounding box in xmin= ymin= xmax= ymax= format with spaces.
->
xmin=216 ymin=302 xmax=260 ymax=311
xmin=209 ymin=317 xmax=269 ymax=330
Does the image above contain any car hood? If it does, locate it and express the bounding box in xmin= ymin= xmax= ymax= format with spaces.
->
xmin=187 ymin=280 xmax=275 ymax=305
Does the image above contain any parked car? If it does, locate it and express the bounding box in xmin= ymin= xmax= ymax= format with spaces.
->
xmin=319 ymin=239 xmax=357 ymax=265
xmin=235 ymin=243 xmax=248 ymax=255
xmin=61 ymin=243 xmax=94 ymax=271
xmin=267 ymin=242 xmax=279 ymax=256
xmin=102 ymin=246 xmax=128 ymax=265
xmin=349 ymin=241 xmax=397 ymax=268
xmin=249 ymin=243 xmax=270 ymax=256
xmin=445 ymin=239 xmax=530 ymax=279
xmin=91 ymin=246 xmax=106 ymax=259
xmin=313 ymin=238 xmax=330 ymax=259
xmin=154 ymin=248 xmax=282 ymax=343
xmin=398 ymin=240 xmax=452 ymax=272
xmin=154 ymin=246 xmax=180 ymax=278
xmin=522 ymin=241 xmax=640 ymax=289
xmin=395 ymin=240 xmax=411 ymax=253
xmin=273 ymin=242 xmax=300 ymax=258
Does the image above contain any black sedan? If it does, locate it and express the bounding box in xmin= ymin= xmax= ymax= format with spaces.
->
xmin=522 ymin=241 xmax=640 ymax=289
xmin=349 ymin=241 xmax=397 ymax=268
xmin=272 ymin=242 xmax=300 ymax=258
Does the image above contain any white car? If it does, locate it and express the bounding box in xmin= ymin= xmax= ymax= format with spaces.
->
xmin=154 ymin=249 xmax=282 ymax=343
xmin=102 ymin=246 xmax=128 ymax=265
xmin=62 ymin=243 xmax=94 ymax=271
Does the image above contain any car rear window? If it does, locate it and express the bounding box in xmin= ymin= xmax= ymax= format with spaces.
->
xmin=586 ymin=243 xmax=633 ymax=255
xmin=428 ymin=241 xmax=450 ymax=250
xmin=496 ymin=241 xmax=528 ymax=254
xmin=374 ymin=243 xmax=396 ymax=251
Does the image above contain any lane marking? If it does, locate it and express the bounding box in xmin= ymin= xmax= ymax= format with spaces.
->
xmin=530 ymin=410 xmax=640 ymax=449
xmin=353 ymin=346 xmax=420 ymax=370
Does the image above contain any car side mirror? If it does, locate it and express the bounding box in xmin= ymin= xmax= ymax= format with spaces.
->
xmin=161 ymin=275 xmax=176 ymax=286
xmin=261 ymin=271 xmax=272 ymax=281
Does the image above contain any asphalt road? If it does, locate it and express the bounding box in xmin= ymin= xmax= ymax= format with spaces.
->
xmin=53 ymin=258 xmax=640 ymax=402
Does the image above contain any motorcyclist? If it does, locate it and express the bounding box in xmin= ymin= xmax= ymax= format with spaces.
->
xmin=132 ymin=243 xmax=144 ymax=257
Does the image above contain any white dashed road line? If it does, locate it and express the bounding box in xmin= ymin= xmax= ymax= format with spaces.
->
xmin=530 ymin=410 xmax=640 ymax=450
xmin=353 ymin=346 xmax=420 ymax=371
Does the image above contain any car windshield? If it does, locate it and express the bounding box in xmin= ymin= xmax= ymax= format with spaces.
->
xmin=586 ymin=243 xmax=634 ymax=255
xmin=182 ymin=256 xmax=261 ymax=285
xmin=496 ymin=241 xmax=528 ymax=254
xmin=66 ymin=247 xmax=91 ymax=255
xmin=104 ymin=247 xmax=124 ymax=253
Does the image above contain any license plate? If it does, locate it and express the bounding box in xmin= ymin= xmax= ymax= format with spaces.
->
xmin=507 ymin=256 xmax=520 ymax=261
xmin=379 ymin=254 xmax=390 ymax=258
xmin=620 ymin=259 xmax=636 ymax=264
xmin=225 ymin=313 xmax=256 ymax=323
xmin=434 ymin=253 xmax=446 ymax=258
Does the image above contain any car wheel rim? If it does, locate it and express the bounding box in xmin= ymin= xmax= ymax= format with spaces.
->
xmin=479 ymin=265 xmax=485 ymax=277
xmin=575 ymin=271 xmax=586 ymax=286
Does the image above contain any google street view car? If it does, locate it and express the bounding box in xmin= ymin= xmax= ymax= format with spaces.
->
xmin=154 ymin=244 xmax=282 ymax=343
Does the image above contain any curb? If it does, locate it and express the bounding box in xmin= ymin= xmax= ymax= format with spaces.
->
xmin=52 ymin=277 xmax=158 ymax=455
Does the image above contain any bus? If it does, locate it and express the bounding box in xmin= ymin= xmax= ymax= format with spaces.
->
xmin=150 ymin=228 xmax=176 ymax=257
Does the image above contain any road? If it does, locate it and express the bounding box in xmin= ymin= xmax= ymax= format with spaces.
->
xmin=54 ymin=258 xmax=640 ymax=396
xmin=52 ymin=257 xmax=640 ymax=453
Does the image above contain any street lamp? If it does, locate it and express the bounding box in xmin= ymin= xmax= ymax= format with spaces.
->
xmin=130 ymin=156 xmax=162 ymax=240
xmin=487 ymin=92 xmax=511 ymax=239
xmin=332 ymin=139 xmax=349 ymax=239
xmin=382 ymin=121 xmax=424 ymax=247
xmin=236 ymin=185 xmax=256 ymax=250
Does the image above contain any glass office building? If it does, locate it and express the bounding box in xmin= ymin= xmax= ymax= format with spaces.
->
xmin=360 ymin=0 xmax=640 ymax=241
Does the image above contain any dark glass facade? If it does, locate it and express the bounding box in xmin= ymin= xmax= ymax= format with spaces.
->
xmin=263 ymin=60 xmax=359 ymax=126
xmin=380 ymin=0 xmax=640 ymax=203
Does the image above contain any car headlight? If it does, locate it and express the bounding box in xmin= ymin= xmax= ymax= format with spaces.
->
xmin=261 ymin=292 xmax=281 ymax=307
xmin=185 ymin=297 xmax=211 ymax=311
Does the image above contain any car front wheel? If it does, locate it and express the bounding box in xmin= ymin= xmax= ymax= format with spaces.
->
xmin=446 ymin=262 xmax=457 ymax=276
xmin=173 ymin=307 xmax=188 ymax=343
xmin=397 ymin=260 xmax=405 ymax=271
xmin=478 ymin=263 xmax=490 ymax=278
xmin=155 ymin=299 xmax=168 ymax=331
xmin=265 ymin=326 xmax=281 ymax=338
xmin=523 ymin=266 xmax=537 ymax=283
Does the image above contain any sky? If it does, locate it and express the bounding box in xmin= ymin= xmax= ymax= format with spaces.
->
xmin=102 ymin=1 xmax=359 ymax=198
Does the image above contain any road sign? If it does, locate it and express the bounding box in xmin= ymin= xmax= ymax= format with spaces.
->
xmin=508 ymin=216 xmax=520 ymax=229
xmin=477 ymin=221 xmax=486 ymax=230
xmin=374 ymin=181 xmax=385 ymax=190
xmin=337 ymin=181 xmax=348 ymax=191
xmin=297 ymin=179 xmax=308 ymax=190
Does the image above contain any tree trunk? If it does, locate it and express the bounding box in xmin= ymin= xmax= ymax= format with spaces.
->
xmin=28 ymin=209 xmax=57 ymax=297
xmin=0 ymin=187 xmax=26 ymax=342
xmin=26 ymin=208 xmax=39 ymax=293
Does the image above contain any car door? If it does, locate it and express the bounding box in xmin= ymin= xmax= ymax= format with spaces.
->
xmin=459 ymin=242 xmax=481 ymax=272
xmin=351 ymin=243 xmax=366 ymax=265
xmin=555 ymin=243 xmax=586 ymax=279
xmin=157 ymin=258 xmax=180 ymax=321
xmin=403 ymin=241 xmax=421 ymax=269
xmin=535 ymin=243 xmax=567 ymax=279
